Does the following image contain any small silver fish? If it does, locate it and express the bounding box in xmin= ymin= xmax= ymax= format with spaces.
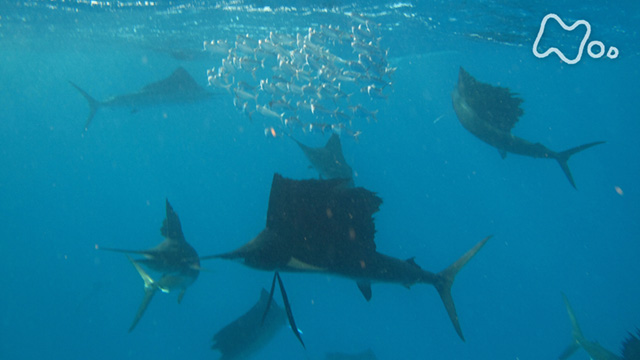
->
xmin=256 ymin=104 xmax=284 ymax=121
xmin=234 ymin=41 xmax=255 ymax=58
xmin=260 ymin=79 xmax=278 ymax=95
xmin=350 ymin=104 xmax=378 ymax=122
xmin=205 ymin=40 xmax=231 ymax=55
xmin=270 ymin=32 xmax=296 ymax=47
xmin=208 ymin=76 xmax=233 ymax=93
xmin=234 ymin=88 xmax=258 ymax=102
xmin=362 ymin=85 xmax=387 ymax=99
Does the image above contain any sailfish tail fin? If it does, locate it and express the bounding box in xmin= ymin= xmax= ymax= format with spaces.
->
xmin=68 ymin=81 xmax=101 ymax=131
xmin=433 ymin=236 xmax=490 ymax=342
xmin=558 ymin=292 xmax=586 ymax=359
xmin=555 ymin=141 xmax=605 ymax=189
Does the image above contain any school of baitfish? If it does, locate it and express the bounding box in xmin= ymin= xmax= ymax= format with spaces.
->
xmin=204 ymin=12 xmax=394 ymax=139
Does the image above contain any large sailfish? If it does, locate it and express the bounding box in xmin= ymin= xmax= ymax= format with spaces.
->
xmin=70 ymin=67 xmax=212 ymax=130
xmin=452 ymin=67 xmax=604 ymax=188
xmin=98 ymin=199 xmax=200 ymax=332
xmin=292 ymin=133 xmax=354 ymax=183
xmin=202 ymin=174 xmax=489 ymax=342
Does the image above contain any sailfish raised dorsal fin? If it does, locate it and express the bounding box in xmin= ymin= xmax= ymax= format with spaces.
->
xmin=140 ymin=67 xmax=205 ymax=95
xmin=457 ymin=67 xmax=523 ymax=134
xmin=161 ymin=198 xmax=185 ymax=242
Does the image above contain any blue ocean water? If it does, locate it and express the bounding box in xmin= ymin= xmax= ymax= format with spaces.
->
xmin=1 ymin=1 xmax=639 ymax=359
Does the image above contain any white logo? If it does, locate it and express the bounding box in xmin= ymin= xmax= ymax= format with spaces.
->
xmin=533 ymin=13 xmax=618 ymax=64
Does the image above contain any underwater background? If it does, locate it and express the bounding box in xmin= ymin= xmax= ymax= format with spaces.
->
xmin=1 ymin=1 xmax=639 ymax=359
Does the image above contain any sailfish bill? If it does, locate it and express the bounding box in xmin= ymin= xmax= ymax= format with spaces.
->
xmin=98 ymin=199 xmax=200 ymax=332
xmin=201 ymin=173 xmax=488 ymax=341
xmin=451 ymin=67 xmax=604 ymax=188
xmin=70 ymin=67 xmax=213 ymax=130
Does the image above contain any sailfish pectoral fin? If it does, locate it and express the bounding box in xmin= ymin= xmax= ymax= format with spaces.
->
xmin=433 ymin=236 xmax=490 ymax=342
xmin=261 ymin=272 xmax=305 ymax=349
xmin=275 ymin=272 xmax=305 ymax=349
xmin=261 ymin=271 xmax=278 ymax=326
xmin=356 ymin=281 xmax=372 ymax=301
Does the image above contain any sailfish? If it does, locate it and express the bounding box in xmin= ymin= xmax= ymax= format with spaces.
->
xmin=70 ymin=67 xmax=213 ymax=130
xmin=559 ymin=293 xmax=640 ymax=360
xmin=212 ymin=288 xmax=287 ymax=360
xmin=202 ymin=174 xmax=489 ymax=342
xmin=98 ymin=199 xmax=200 ymax=332
xmin=292 ymin=133 xmax=354 ymax=183
xmin=451 ymin=67 xmax=604 ymax=188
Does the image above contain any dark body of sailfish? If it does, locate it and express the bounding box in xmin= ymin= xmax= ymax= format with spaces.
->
xmin=203 ymin=173 xmax=489 ymax=341
xmin=451 ymin=67 xmax=604 ymax=188
xmin=559 ymin=293 xmax=640 ymax=360
xmin=98 ymin=199 xmax=200 ymax=332
xmin=69 ymin=67 xmax=212 ymax=130
xmin=212 ymin=288 xmax=286 ymax=360
xmin=293 ymin=133 xmax=354 ymax=182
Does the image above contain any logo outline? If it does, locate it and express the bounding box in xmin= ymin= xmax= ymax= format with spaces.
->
xmin=533 ymin=13 xmax=591 ymax=65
